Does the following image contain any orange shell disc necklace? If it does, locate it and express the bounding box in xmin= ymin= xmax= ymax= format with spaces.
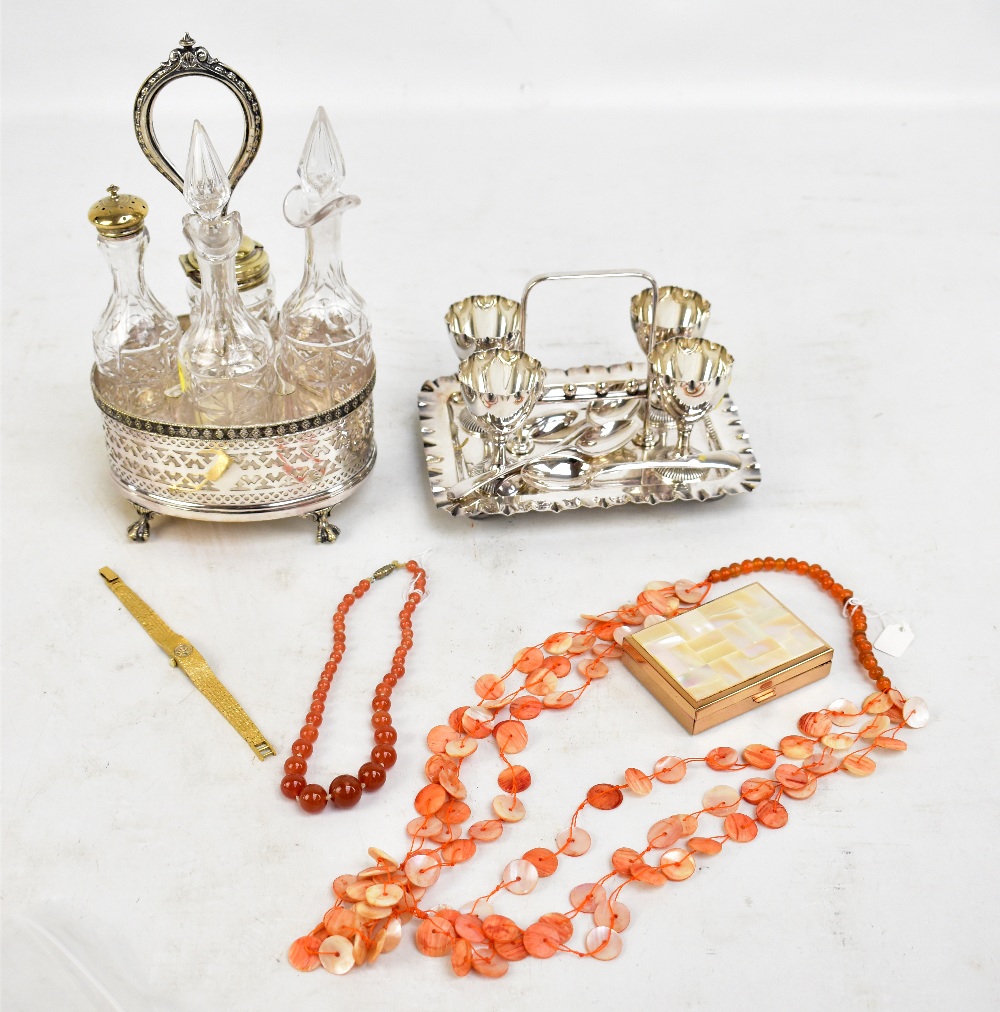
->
xmin=287 ymin=557 xmax=927 ymax=977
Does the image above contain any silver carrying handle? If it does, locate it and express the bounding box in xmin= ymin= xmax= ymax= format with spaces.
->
xmin=519 ymin=269 xmax=660 ymax=448
xmin=133 ymin=34 xmax=263 ymax=199
xmin=519 ymin=268 xmax=660 ymax=357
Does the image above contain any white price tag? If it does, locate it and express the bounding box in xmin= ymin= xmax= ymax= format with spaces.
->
xmin=873 ymin=622 xmax=914 ymax=658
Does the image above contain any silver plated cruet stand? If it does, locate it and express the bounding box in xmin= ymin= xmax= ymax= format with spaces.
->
xmin=90 ymin=36 xmax=378 ymax=542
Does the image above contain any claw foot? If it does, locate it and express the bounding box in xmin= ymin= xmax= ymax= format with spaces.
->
xmin=306 ymin=508 xmax=340 ymax=544
xmin=127 ymin=505 xmax=156 ymax=542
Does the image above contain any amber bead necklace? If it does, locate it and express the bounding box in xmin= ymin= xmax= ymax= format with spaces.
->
xmin=288 ymin=557 xmax=927 ymax=977
xmin=279 ymin=560 xmax=427 ymax=813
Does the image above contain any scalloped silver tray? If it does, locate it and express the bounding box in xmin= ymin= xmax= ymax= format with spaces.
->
xmin=419 ymin=361 xmax=761 ymax=518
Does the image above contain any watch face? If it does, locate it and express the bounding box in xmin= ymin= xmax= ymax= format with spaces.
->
xmin=634 ymin=583 xmax=828 ymax=703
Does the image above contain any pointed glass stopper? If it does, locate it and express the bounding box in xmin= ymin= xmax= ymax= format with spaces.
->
xmin=184 ymin=120 xmax=231 ymax=220
xmin=297 ymin=107 xmax=345 ymax=201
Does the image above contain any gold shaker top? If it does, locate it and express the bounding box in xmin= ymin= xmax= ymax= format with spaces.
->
xmin=179 ymin=234 xmax=271 ymax=291
xmin=88 ymin=185 xmax=148 ymax=238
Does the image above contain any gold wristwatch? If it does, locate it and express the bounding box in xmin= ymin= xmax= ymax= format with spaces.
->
xmin=100 ymin=567 xmax=275 ymax=760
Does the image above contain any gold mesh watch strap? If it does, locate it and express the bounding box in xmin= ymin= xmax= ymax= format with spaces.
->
xmin=100 ymin=567 xmax=276 ymax=760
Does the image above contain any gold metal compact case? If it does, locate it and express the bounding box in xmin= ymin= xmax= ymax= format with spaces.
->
xmin=622 ymin=583 xmax=833 ymax=734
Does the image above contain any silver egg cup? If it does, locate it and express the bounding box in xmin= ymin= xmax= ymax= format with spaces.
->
xmin=630 ymin=286 xmax=714 ymax=440
xmin=648 ymin=336 xmax=734 ymax=459
xmin=446 ymin=295 xmax=523 ymax=435
xmin=457 ymin=349 xmax=545 ymax=495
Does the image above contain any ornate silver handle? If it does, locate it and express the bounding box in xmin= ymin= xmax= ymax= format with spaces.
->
xmin=133 ymin=34 xmax=263 ymax=196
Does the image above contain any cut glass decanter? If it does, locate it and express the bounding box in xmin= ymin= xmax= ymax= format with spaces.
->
xmin=277 ymin=108 xmax=374 ymax=417
xmin=176 ymin=121 xmax=279 ymax=425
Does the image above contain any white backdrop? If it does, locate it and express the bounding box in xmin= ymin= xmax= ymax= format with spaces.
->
xmin=3 ymin=2 xmax=1000 ymax=1010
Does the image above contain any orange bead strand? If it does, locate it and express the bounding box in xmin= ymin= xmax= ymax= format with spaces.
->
xmin=709 ymin=557 xmax=890 ymax=692
xmin=280 ymin=560 xmax=427 ymax=813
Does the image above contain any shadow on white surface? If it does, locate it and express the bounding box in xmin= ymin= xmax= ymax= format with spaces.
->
xmin=2 ymin=910 xmax=180 ymax=1012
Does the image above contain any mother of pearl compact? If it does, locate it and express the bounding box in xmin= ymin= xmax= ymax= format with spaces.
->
xmin=622 ymin=583 xmax=833 ymax=733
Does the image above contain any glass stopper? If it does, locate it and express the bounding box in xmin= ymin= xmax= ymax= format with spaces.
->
xmin=297 ymin=107 xmax=346 ymax=203
xmin=184 ymin=120 xmax=231 ymax=220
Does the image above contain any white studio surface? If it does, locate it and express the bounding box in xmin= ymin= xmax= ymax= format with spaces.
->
xmin=3 ymin=2 xmax=999 ymax=1010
